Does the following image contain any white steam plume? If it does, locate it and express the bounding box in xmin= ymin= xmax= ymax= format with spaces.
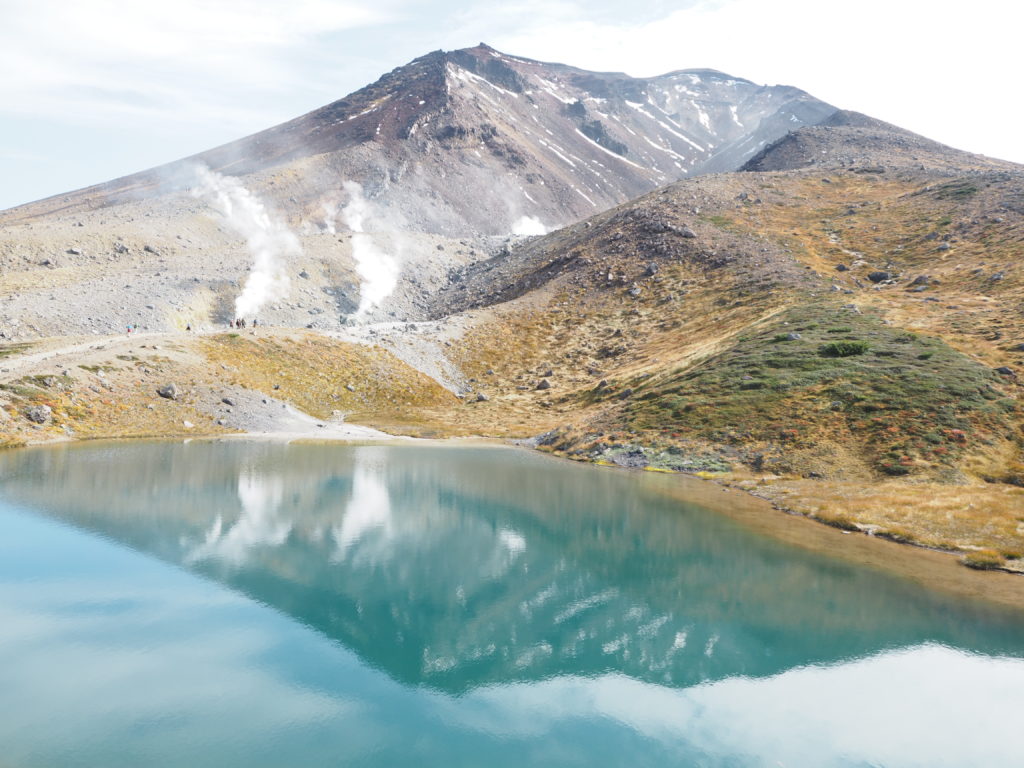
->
xmin=190 ymin=164 xmax=297 ymax=319
xmin=511 ymin=215 xmax=547 ymax=236
xmin=341 ymin=181 xmax=400 ymax=321
xmin=321 ymin=200 xmax=339 ymax=234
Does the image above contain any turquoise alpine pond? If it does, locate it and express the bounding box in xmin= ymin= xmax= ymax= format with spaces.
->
xmin=0 ymin=441 xmax=1022 ymax=767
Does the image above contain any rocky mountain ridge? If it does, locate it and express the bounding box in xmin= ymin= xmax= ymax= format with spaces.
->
xmin=1 ymin=44 xmax=836 ymax=236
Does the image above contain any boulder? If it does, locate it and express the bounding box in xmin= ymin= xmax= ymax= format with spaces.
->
xmin=157 ymin=383 xmax=179 ymax=400
xmin=536 ymin=379 xmax=551 ymax=391
xmin=25 ymin=405 xmax=51 ymax=424
xmin=867 ymin=271 xmax=892 ymax=283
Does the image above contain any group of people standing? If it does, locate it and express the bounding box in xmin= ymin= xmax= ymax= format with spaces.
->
xmin=126 ymin=318 xmax=260 ymax=335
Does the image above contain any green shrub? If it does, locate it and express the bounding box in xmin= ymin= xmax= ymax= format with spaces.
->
xmin=819 ymin=341 xmax=869 ymax=357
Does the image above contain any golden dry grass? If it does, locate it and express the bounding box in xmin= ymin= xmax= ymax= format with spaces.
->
xmin=746 ymin=477 xmax=1024 ymax=561
xmin=722 ymin=172 xmax=1024 ymax=373
xmin=199 ymin=331 xmax=461 ymax=431
xmin=1 ymin=376 xmax=223 ymax=442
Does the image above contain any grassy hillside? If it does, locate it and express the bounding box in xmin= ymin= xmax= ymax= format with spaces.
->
xmin=557 ymin=302 xmax=1015 ymax=479
xmin=428 ymin=151 xmax=1024 ymax=568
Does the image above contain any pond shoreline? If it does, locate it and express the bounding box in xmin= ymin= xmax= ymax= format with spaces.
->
xmin=508 ymin=442 xmax=1024 ymax=610
xmin=11 ymin=432 xmax=1024 ymax=612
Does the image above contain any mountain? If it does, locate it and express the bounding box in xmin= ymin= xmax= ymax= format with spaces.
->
xmin=0 ymin=43 xmax=836 ymax=235
xmin=0 ymin=44 xmax=843 ymax=338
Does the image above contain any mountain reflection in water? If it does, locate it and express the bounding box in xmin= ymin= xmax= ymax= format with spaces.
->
xmin=2 ymin=441 xmax=1022 ymax=693
xmin=1 ymin=441 xmax=1023 ymax=767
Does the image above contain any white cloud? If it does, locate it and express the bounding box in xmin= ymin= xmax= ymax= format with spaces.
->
xmin=0 ymin=0 xmax=393 ymax=128
xmin=0 ymin=578 xmax=362 ymax=763
xmin=448 ymin=644 xmax=1024 ymax=765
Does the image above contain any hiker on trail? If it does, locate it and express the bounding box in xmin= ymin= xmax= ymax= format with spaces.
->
xmin=252 ymin=318 xmax=258 ymax=327
xmin=186 ymin=323 xmax=192 ymax=332
xmin=127 ymin=324 xmax=132 ymax=336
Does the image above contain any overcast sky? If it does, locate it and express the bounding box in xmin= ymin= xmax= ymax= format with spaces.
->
xmin=0 ymin=0 xmax=1020 ymax=210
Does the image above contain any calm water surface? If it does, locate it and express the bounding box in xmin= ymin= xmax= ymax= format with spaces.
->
xmin=0 ymin=441 xmax=1022 ymax=767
